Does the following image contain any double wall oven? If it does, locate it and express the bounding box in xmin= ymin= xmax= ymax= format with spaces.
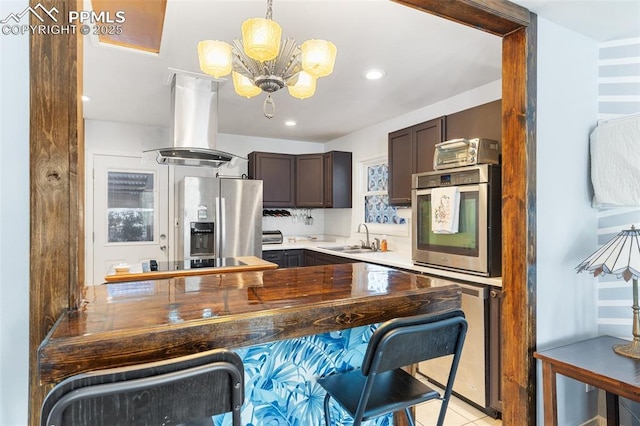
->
xmin=412 ymin=163 xmax=503 ymax=416
xmin=411 ymin=164 xmax=502 ymax=277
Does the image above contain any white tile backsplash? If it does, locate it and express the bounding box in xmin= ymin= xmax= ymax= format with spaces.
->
xmin=264 ymin=206 xmax=414 ymax=254
xmin=262 ymin=209 xmax=325 ymax=237
xmin=323 ymin=208 xmax=353 ymax=237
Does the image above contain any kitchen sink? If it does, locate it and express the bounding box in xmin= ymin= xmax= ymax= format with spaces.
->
xmin=323 ymin=246 xmax=379 ymax=254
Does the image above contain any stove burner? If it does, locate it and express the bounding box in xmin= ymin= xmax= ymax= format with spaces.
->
xmin=190 ymin=258 xmax=245 ymax=268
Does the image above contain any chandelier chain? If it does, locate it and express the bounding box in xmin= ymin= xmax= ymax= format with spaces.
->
xmin=265 ymin=0 xmax=273 ymax=20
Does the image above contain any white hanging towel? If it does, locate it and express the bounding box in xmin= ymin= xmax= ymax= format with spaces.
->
xmin=431 ymin=186 xmax=460 ymax=234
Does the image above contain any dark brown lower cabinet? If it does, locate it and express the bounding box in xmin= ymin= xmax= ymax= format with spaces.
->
xmin=304 ymin=250 xmax=355 ymax=266
xmin=263 ymin=250 xmax=305 ymax=268
xmin=265 ymin=249 xmax=357 ymax=268
xmin=262 ymin=250 xmax=285 ymax=267
xmin=489 ymin=287 xmax=503 ymax=414
xmin=284 ymin=250 xmax=304 ymax=268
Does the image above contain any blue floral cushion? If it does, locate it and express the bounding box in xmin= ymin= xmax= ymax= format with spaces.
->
xmin=213 ymin=324 xmax=392 ymax=425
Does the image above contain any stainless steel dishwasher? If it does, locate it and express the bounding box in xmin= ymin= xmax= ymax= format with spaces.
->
xmin=418 ymin=281 xmax=489 ymax=410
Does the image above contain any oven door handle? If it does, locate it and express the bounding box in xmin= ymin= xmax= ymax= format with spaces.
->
xmin=413 ymin=184 xmax=483 ymax=194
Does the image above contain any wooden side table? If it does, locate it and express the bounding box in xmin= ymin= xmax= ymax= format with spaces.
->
xmin=534 ymin=336 xmax=640 ymax=425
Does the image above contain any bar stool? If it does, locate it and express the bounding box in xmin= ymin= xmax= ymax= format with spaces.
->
xmin=40 ymin=348 xmax=244 ymax=426
xmin=317 ymin=309 xmax=467 ymax=426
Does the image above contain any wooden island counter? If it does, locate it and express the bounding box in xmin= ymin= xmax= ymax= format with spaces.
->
xmin=103 ymin=255 xmax=278 ymax=283
xmin=40 ymin=262 xmax=461 ymax=385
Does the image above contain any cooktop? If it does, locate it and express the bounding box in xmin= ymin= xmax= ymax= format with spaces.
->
xmin=148 ymin=258 xmax=246 ymax=271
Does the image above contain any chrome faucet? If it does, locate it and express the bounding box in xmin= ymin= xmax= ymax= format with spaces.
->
xmin=357 ymin=223 xmax=370 ymax=249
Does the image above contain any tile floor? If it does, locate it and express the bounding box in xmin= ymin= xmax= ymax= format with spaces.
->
xmin=414 ymin=375 xmax=502 ymax=426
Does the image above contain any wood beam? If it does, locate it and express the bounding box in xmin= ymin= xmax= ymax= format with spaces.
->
xmin=501 ymin=19 xmax=537 ymax=424
xmin=393 ymin=0 xmax=530 ymax=36
xmin=28 ymin=0 xmax=83 ymax=424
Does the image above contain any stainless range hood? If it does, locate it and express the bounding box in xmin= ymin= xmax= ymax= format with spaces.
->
xmin=145 ymin=72 xmax=245 ymax=168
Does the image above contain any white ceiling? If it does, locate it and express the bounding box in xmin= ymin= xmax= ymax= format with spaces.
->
xmin=82 ymin=0 xmax=640 ymax=144
xmin=513 ymin=0 xmax=640 ymax=42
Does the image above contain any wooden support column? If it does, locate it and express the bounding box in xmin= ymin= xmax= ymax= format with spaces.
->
xmin=28 ymin=0 xmax=83 ymax=424
xmin=501 ymin=18 xmax=537 ymax=425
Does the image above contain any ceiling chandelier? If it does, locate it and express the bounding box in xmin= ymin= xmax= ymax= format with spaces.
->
xmin=197 ymin=0 xmax=337 ymax=119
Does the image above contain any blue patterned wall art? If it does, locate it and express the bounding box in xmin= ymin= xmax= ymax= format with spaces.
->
xmin=364 ymin=195 xmax=406 ymax=225
xmin=365 ymin=164 xmax=406 ymax=225
xmin=367 ymin=164 xmax=388 ymax=192
xmin=213 ymin=325 xmax=392 ymax=426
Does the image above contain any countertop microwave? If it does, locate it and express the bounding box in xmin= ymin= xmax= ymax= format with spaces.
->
xmin=433 ymin=138 xmax=500 ymax=170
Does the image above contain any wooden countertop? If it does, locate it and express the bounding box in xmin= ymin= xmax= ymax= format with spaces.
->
xmin=39 ymin=262 xmax=461 ymax=385
xmin=104 ymin=256 xmax=277 ymax=283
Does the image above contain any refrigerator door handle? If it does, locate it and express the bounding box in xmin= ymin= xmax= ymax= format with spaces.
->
xmin=215 ymin=196 xmax=224 ymax=257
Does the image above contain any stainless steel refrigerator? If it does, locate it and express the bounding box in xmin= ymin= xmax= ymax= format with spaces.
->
xmin=178 ymin=176 xmax=263 ymax=264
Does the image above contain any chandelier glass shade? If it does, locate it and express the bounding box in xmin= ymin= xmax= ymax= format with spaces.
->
xmin=232 ymin=71 xmax=262 ymax=99
xmin=288 ymin=71 xmax=316 ymax=99
xmin=301 ymin=39 xmax=337 ymax=78
xmin=241 ymin=17 xmax=282 ymax=62
xmin=197 ymin=0 xmax=336 ymax=118
xmin=197 ymin=40 xmax=232 ymax=78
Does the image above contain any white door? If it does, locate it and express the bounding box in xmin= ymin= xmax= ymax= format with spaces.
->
xmin=91 ymin=154 xmax=170 ymax=284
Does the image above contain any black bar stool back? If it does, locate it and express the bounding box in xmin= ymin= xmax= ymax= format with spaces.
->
xmin=40 ymin=348 xmax=244 ymax=426
xmin=317 ymin=309 xmax=467 ymax=426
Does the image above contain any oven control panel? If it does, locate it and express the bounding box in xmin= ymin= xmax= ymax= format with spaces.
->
xmin=414 ymin=164 xmax=494 ymax=189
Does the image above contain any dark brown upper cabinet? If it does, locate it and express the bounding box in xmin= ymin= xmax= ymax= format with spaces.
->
xmin=445 ymin=100 xmax=502 ymax=144
xmin=324 ymin=151 xmax=352 ymax=208
xmin=248 ymin=152 xmax=296 ymax=207
xmin=388 ymin=117 xmax=445 ymax=205
xmin=249 ymin=150 xmax=352 ymax=208
xmin=296 ymin=154 xmax=325 ymax=208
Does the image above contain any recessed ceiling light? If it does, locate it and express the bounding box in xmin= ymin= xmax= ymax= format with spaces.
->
xmin=285 ymin=120 xmax=296 ymax=127
xmin=81 ymin=95 xmax=91 ymax=102
xmin=364 ymin=69 xmax=386 ymax=80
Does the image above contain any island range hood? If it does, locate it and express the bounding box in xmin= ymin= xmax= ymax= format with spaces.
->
xmin=145 ymin=72 xmax=245 ymax=168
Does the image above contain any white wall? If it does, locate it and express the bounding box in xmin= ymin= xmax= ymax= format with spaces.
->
xmin=595 ymin=36 xmax=640 ymax=426
xmin=535 ymin=17 xmax=600 ymax=425
xmin=595 ymin=37 xmax=640 ymax=339
xmin=0 ymin=0 xmax=30 ymax=424
xmin=324 ymin=80 xmax=502 ymax=252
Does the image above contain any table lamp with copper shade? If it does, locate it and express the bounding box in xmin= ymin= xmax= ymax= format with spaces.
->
xmin=576 ymin=225 xmax=640 ymax=359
